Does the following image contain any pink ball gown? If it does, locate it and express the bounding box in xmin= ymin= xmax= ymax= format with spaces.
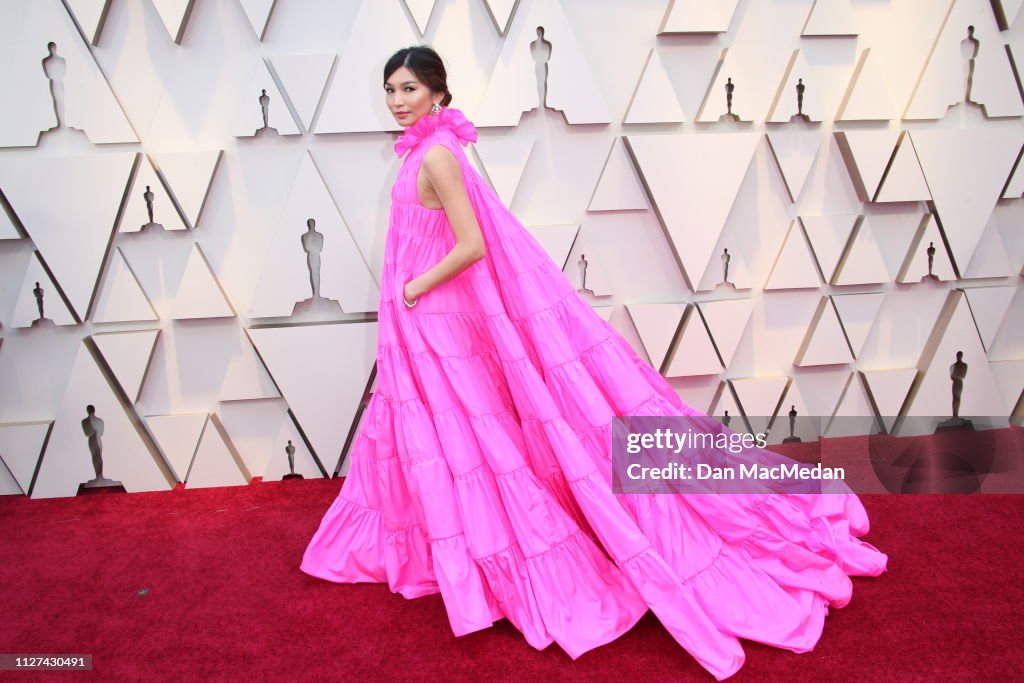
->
xmin=299 ymin=106 xmax=888 ymax=680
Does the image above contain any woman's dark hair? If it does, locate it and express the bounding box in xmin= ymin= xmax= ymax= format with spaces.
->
xmin=383 ymin=46 xmax=453 ymax=106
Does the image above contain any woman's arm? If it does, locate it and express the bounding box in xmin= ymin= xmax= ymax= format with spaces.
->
xmin=403 ymin=144 xmax=487 ymax=303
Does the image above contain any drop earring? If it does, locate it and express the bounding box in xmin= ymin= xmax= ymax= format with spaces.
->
xmin=431 ymin=102 xmax=442 ymax=115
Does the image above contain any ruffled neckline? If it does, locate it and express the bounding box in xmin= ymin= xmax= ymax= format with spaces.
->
xmin=394 ymin=106 xmax=478 ymax=157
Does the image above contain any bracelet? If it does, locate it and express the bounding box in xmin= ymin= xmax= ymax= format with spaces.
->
xmin=403 ymin=292 xmax=418 ymax=308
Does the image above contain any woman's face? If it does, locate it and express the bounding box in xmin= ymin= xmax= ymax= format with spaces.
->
xmin=384 ymin=66 xmax=442 ymax=127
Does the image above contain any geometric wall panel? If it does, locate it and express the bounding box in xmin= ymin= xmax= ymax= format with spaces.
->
xmin=766 ymin=129 xmax=825 ymax=202
xmin=963 ymin=285 xmax=1017 ymax=352
xmin=91 ymin=330 xmax=160 ymax=404
xmin=730 ymin=375 xmax=788 ymax=436
xmin=217 ymin=399 xmax=292 ymax=480
xmin=794 ymin=296 xmax=854 ymax=367
xmin=403 ymin=0 xmax=439 ymax=35
xmin=473 ymin=134 xmax=536 ymax=208
xmin=874 ymin=132 xmax=931 ymax=203
xmin=834 ymin=129 xmax=901 ymax=201
xmin=11 ymin=251 xmax=77 ymax=327
xmin=238 ymin=0 xmax=276 ymax=40
xmin=832 ymin=291 xmax=886 ymax=358
xmin=663 ymin=306 xmax=723 ymax=378
xmin=0 ymin=206 xmax=19 ymax=240
xmin=169 ymin=244 xmax=235 ymax=320
xmin=861 ymin=367 xmax=917 ymax=432
xmin=624 ymin=48 xmax=685 ymax=124
xmin=833 ymin=216 xmax=890 ymax=286
xmin=904 ymin=0 xmax=1023 ymax=119
xmin=0 ymin=0 xmax=137 ymax=146
xmin=149 ymin=150 xmax=222 ymax=230
xmin=658 ymin=0 xmax=739 ymax=33
xmin=992 ymin=0 xmax=1024 ymax=30
xmin=248 ymin=322 xmax=378 ymax=474
xmin=588 ymin=138 xmax=648 ymax=212
xmin=627 ymin=133 xmax=759 ymax=289
xmin=235 ymin=59 xmax=300 ymax=137
xmin=801 ymin=0 xmax=858 ymax=36
xmin=625 ymin=303 xmax=685 ymax=369
xmin=121 ymin=157 xmax=187 ymax=233
xmin=800 ymin=214 xmax=858 ymax=283
xmin=91 ymin=247 xmax=159 ymax=323
xmin=562 ymin=227 xmax=614 ymax=297
xmin=911 ymin=127 xmax=1024 ymax=273
xmin=0 ymin=153 xmax=135 ymax=320
xmin=835 ymin=48 xmax=898 ymax=121
xmin=474 ymin=0 xmax=612 ymax=126
xmin=990 ymin=359 xmax=1024 ymax=416
xmin=765 ymin=220 xmax=822 ymax=291
xmin=698 ymin=298 xmax=755 ymax=368
xmin=825 ymin=372 xmax=877 ymax=436
xmin=897 ymin=214 xmax=957 ymax=283
xmin=145 ymin=412 xmax=207 ymax=483
xmin=482 ymin=0 xmax=517 ymax=33
xmin=262 ymin=414 xmax=321 ymax=480
xmin=697 ymin=48 xmax=756 ymax=122
xmin=317 ymin=0 xmax=422 ymax=133
xmin=269 ymin=54 xmax=335 ymax=133
xmin=0 ymin=421 xmax=51 ymax=495
xmin=183 ymin=414 xmax=250 ymax=488
xmin=30 ymin=342 xmax=173 ymax=499
xmin=151 ymin=0 xmax=196 ymax=44
xmin=249 ymin=152 xmax=379 ymax=317
xmin=963 ymin=216 xmax=1014 ymax=279
xmin=63 ymin=0 xmax=113 ymax=45
xmin=767 ymin=50 xmax=836 ymax=123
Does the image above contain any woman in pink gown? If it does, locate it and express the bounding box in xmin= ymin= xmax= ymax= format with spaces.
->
xmin=300 ymin=46 xmax=888 ymax=681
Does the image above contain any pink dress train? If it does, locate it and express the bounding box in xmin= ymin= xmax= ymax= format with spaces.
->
xmin=300 ymin=107 xmax=888 ymax=680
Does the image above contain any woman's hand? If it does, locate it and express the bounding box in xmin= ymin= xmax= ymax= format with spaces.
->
xmin=403 ymin=279 xmax=422 ymax=305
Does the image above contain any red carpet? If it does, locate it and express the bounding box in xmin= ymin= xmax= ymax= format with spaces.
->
xmin=2 ymin=470 xmax=1022 ymax=680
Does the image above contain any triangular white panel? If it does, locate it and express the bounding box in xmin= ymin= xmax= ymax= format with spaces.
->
xmin=625 ymin=303 xmax=685 ymax=368
xmin=862 ymin=368 xmax=917 ymax=432
xmin=593 ymin=305 xmax=615 ymax=323
xmin=317 ymin=0 xmax=421 ymax=133
xmin=150 ymin=151 xmax=221 ymax=229
xmin=1002 ymin=150 xmax=1024 ymax=198
xmin=710 ymin=381 xmax=744 ymax=425
xmin=964 ymin=216 xmax=1013 ymax=279
xmin=832 ymin=291 xmax=886 ymax=357
xmin=990 ymin=359 xmax=1024 ymax=416
xmin=0 ymin=153 xmax=134 ymax=320
xmin=875 ymin=132 xmax=931 ymax=203
xmin=121 ymin=159 xmax=187 ymax=233
xmin=697 ymin=49 xmax=755 ymax=122
xmin=473 ymin=135 xmax=535 ymax=207
xmin=698 ymin=299 xmax=754 ymax=367
xmin=170 ymin=244 xmax=234 ymax=320
xmin=769 ymin=383 xmax=819 ymax=445
xmin=833 ymin=217 xmax=889 ymax=285
xmin=0 ymin=208 xmax=18 ymax=240
xmin=764 ymin=220 xmax=821 ymax=290
xmin=236 ymin=60 xmax=300 ymax=136
xmin=825 ymin=373 xmax=876 ymax=437
xmin=802 ymin=0 xmax=858 ymax=36
xmin=151 ymin=0 xmax=195 ymax=43
xmin=897 ymin=215 xmax=956 ymax=283
xmin=905 ymin=1 xmax=1023 ymax=119
xmin=766 ymin=129 xmax=824 ymax=202
xmin=527 ymin=224 xmax=579 ymax=269
xmin=628 ymin=133 xmax=759 ymax=288
xmin=837 ymin=48 xmax=898 ymax=121
xmin=92 ymin=330 xmax=159 ymax=403
xmin=869 ymin=211 xmax=929 ymax=280
xmin=483 ymin=0 xmax=516 ymax=33
xmin=0 ymin=422 xmax=51 ymax=494
xmin=730 ymin=376 xmax=788 ymax=435
xmin=217 ymin=326 xmax=282 ymax=403
xmin=31 ymin=342 xmax=172 ymax=499
xmin=588 ymin=138 xmax=648 ymax=211
xmin=0 ymin=0 xmax=137 ymax=145
xmin=403 ymin=0 xmax=437 ymax=34
xmin=11 ymin=252 xmax=77 ymax=327
xmin=790 ymin=368 xmax=850 ymax=421
xmin=767 ymin=50 xmax=831 ymax=122
xmin=659 ymin=0 xmax=739 ymax=33
xmin=796 ymin=298 xmax=854 ymax=366
xmin=474 ymin=0 xmax=612 ymax=126
xmin=64 ymin=0 xmax=111 ymax=44
xmin=834 ymin=130 xmax=900 ymax=201
xmin=186 ymin=415 xmax=249 ymax=488
xmin=800 ymin=214 xmax=857 ymax=282
xmin=664 ymin=308 xmax=723 ymax=377
xmin=270 ymin=54 xmax=335 ymax=133
xmin=963 ymin=286 xmax=1016 ymax=351
xmin=146 ymin=413 xmax=206 ymax=482
xmin=217 ymin=399 xmax=291 ymax=478
xmin=564 ymin=230 xmax=613 ymax=296
xmin=248 ymin=322 xmax=378 ymax=469
xmin=250 ymin=152 xmax=379 ymax=317
xmin=992 ymin=0 xmax=1024 ymax=30
xmin=912 ymin=127 xmax=1024 ymax=272
xmin=624 ymin=49 xmax=685 ymax=124
xmin=238 ymin=0 xmax=276 ymax=40
xmin=907 ymin=294 xmax=1005 ymax=419
xmin=91 ymin=248 xmax=159 ymax=323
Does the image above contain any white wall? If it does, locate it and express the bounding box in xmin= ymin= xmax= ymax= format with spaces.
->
xmin=0 ymin=0 xmax=1022 ymax=497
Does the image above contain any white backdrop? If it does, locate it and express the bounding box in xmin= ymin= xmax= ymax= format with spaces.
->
xmin=0 ymin=0 xmax=1022 ymax=498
